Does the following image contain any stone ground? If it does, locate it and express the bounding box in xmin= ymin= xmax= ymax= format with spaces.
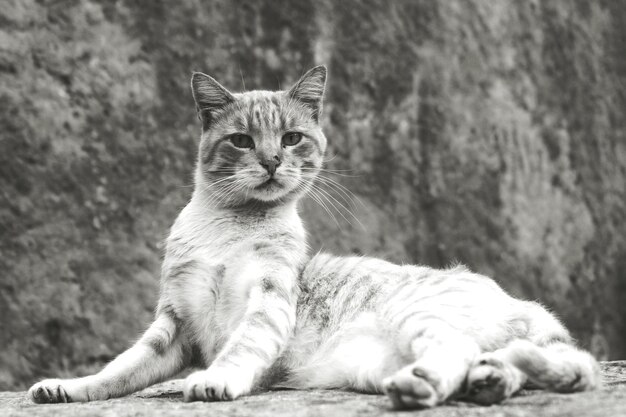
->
xmin=1 ymin=362 xmax=624 ymax=417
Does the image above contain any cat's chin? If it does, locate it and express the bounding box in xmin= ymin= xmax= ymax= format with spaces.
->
xmin=247 ymin=188 xmax=291 ymax=203
xmin=254 ymin=178 xmax=282 ymax=190
xmin=246 ymin=181 xmax=298 ymax=203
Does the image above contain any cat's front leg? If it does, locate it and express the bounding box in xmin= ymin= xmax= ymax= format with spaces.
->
xmin=29 ymin=312 xmax=188 ymax=403
xmin=183 ymin=264 xmax=297 ymax=402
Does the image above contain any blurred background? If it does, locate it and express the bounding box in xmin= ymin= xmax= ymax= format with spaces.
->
xmin=1 ymin=0 xmax=625 ymax=391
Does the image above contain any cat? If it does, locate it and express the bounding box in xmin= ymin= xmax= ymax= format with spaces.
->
xmin=29 ymin=65 xmax=601 ymax=409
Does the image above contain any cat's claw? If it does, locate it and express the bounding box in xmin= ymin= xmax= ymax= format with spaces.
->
xmin=29 ymin=379 xmax=72 ymax=404
xmin=383 ymin=366 xmax=442 ymax=409
xmin=184 ymin=371 xmax=231 ymax=401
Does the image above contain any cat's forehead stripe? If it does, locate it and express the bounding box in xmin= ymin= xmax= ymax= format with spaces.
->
xmin=233 ymin=114 xmax=247 ymax=132
xmin=216 ymin=91 xmax=312 ymax=134
xmin=248 ymin=95 xmax=281 ymax=131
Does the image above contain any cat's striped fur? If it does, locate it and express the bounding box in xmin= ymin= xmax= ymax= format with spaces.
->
xmin=284 ymin=254 xmax=600 ymax=407
xmin=29 ymin=66 xmax=600 ymax=409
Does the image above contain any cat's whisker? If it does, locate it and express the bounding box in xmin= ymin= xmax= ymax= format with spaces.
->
xmin=302 ymin=184 xmax=342 ymax=229
xmin=201 ymin=177 xmax=231 ymax=197
xmin=308 ymin=182 xmax=363 ymax=230
xmin=204 ymin=180 xmax=234 ymax=194
xmin=244 ymin=181 xmax=251 ymax=201
xmin=301 ymin=166 xmax=358 ymax=173
xmin=298 ymin=171 xmax=366 ymax=217
xmin=211 ymin=185 xmax=238 ymax=208
xmin=205 ymin=167 xmax=258 ymax=174
xmin=312 ymin=175 xmax=357 ymax=205
xmin=205 ymin=168 xmax=240 ymax=172
xmin=202 ymin=170 xmax=255 ymax=196
xmin=313 ymin=174 xmax=367 ymax=211
xmin=321 ymin=186 xmax=364 ymax=230
xmin=213 ymin=180 xmax=246 ymax=207
xmin=318 ymin=170 xmax=360 ymax=177
xmin=208 ymin=184 xmax=232 ymax=207
xmin=202 ymin=178 xmax=242 ymax=208
xmin=205 ymin=175 xmax=240 ymax=188
xmin=305 ymin=181 xmax=354 ymax=228
xmin=300 ymin=168 xmax=360 ymax=178
xmin=294 ymin=177 xmax=340 ymax=228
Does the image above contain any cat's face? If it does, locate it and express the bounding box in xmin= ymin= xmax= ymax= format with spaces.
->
xmin=191 ymin=66 xmax=327 ymax=208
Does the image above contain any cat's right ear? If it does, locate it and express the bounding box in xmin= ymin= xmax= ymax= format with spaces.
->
xmin=191 ymin=72 xmax=235 ymax=127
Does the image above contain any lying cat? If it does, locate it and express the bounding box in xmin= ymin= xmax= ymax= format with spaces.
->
xmin=29 ymin=65 xmax=600 ymax=409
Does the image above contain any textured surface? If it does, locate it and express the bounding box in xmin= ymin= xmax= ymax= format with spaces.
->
xmin=1 ymin=362 xmax=626 ymax=417
xmin=1 ymin=0 xmax=626 ymax=390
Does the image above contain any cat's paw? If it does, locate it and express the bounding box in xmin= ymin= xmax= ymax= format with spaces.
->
xmin=29 ymin=377 xmax=97 ymax=403
xmin=382 ymin=365 xmax=443 ymax=409
xmin=538 ymin=342 xmax=601 ymax=392
xmin=29 ymin=379 xmax=74 ymax=403
xmin=183 ymin=367 xmax=250 ymax=402
xmin=463 ymin=355 xmax=524 ymax=405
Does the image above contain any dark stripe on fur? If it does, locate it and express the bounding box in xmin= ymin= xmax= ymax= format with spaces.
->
xmin=248 ymin=310 xmax=286 ymax=338
xmin=292 ymin=141 xmax=315 ymax=159
xmin=143 ymin=309 xmax=180 ymax=355
xmin=167 ymin=260 xmax=197 ymax=282
xmin=254 ymin=241 xmax=291 ymax=266
xmin=144 ymin=330 xmax=170 ymax=355
xmin=202 ymin=137 xmax=231 ymax=166
xmin=260 ymin=276 xmax=292 ymax=303
xmin=395 ymin=312 xmax=447 ymax=332
xmin=219 ymin=336 xmax=277 ymax=365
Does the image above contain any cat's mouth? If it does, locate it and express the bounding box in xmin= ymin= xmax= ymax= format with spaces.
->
xmin=254 ymin=177 xmax=282 ymax=190
xmin=249 ymin=175 xmax=296 ymax=202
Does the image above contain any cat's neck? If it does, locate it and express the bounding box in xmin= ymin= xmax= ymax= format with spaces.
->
xmin=167 ymin=191 xmax=304 ymax=251
xmin=190 ymin=186 xmax=301 ymax=223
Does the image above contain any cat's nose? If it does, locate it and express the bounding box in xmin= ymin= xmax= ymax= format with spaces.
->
xmin=260 ymin=156 xmax=281 ymax=175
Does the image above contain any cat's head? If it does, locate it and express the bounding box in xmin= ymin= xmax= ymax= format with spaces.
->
xmin=190 ymin=66 xmax=327 ymax=208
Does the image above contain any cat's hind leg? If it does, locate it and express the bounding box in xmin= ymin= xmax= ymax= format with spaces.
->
xmin=464 ymin=302 xmax=600 ymax=405
xmin=383 ymin=321 xmax=480 ymax=409
xmin=29 ymin=311 xmax=189 ymax=403
xmin=463 ymin=339 xmax=601 ymax=405
xmin=519 ymin=302 xmax=601 ymax=391
xmin=506 ymin=339 xmax=600 ymax=392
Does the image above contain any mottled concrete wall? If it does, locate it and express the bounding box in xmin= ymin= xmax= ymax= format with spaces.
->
xmin=1 ymin=0 xmax=624 ymax=389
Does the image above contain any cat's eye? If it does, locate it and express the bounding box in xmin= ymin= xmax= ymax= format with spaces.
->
xmin=282 ymin=132 xmax=302 ymax=147
xmin=230 ymin=134 xmax=254 ymax=149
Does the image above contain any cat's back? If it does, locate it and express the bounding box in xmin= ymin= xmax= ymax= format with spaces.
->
xmin=291 ymin=253 xmax=541 ymax=366
xmin=298 ymin=253 xmax=518 ymax=334
xmin=300 ymin=253 xmax=508 ymax=305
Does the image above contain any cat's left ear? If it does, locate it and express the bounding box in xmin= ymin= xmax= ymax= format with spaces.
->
xmin=191 ymin=72 xmax=235 ymax=127
xmin=287 ymin=65 xmax=327 ymax=122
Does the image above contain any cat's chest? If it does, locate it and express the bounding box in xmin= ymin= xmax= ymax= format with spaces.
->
xmin=166 ymin=222 xmax=275 ymax=312
xmin=163 ymin=209 xmax=305 ymax=354
xmin=164 ymin=235 xmax=269 ymax=360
